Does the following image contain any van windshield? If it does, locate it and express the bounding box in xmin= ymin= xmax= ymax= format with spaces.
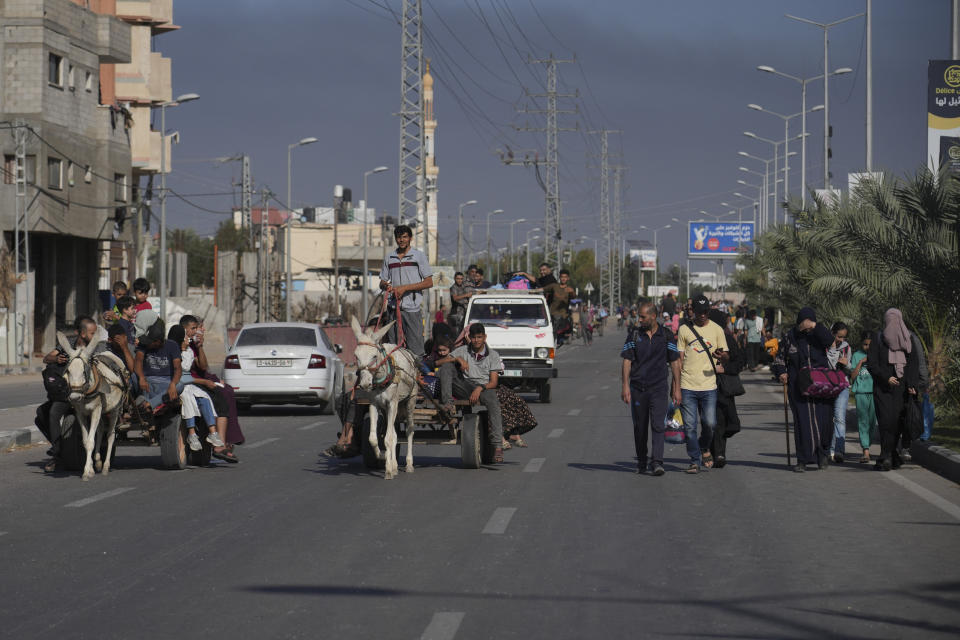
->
xmin=467 ymin=302 xmax=549 ymax=327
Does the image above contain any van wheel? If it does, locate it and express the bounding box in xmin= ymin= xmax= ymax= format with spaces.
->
xmin=538 ymin=381 xmax=551 ymax=403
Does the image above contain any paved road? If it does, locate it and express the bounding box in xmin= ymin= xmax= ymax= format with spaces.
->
xmin=1 ymin=331 xmax=959 ymax=639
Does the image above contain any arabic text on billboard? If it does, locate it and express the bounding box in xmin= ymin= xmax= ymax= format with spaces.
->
xmin=640 ymin=249 xmax=657 ymax=270
xmin=928 ymin=60 xmax=960 ymax=176
xmin=688 ymin=222 xmax=755 ymax=256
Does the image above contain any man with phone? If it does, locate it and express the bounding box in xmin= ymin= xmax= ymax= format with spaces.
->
xmin=673 ymin=295 xmax=728 ymax=473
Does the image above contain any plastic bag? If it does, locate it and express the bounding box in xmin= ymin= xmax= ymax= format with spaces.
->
xmin=664 ymin=404 xmax=685 ymax=444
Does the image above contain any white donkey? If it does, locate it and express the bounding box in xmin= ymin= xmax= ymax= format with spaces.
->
xmin=57 ymin=332 xmax=127 ymax=481
xmin=350 ymin=317 xmax=420 ymax=479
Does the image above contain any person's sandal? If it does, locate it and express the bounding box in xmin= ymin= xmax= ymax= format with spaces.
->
xmin=701 ymin=452 xmax=714 ymax=469
xmin=501 ymin=439 xmax=512 ymax=450
xmin=512 ymin=436 xmax=528 ymax=448
xmin=493 ymin=447 xmax=504 ymax=464
xmin=212 ymin=447 xmax=239 ymax=463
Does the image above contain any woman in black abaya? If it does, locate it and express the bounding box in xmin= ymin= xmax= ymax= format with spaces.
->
xmin=772 ymin=307 xmax=835 ymax=472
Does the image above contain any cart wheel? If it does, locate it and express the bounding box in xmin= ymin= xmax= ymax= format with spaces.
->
xmin=460 ymin=413 xmax=481 ymax=469
xmin=538 ymin=381 xmax=551 ymax=403
xmin=480 ymin=413 xmax=495 ymax=465
xmin=58 ymin=414 xmax=86 ymax=472
xmin=160 ymin=416 xmax=188 ymax=470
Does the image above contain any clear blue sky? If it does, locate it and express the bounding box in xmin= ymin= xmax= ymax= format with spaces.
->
xmin=158 ymin=0 xmax=948 ymax=269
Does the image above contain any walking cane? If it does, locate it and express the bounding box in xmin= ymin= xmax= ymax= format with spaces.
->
xmin=782 ymin=383 xmax=792 ymax=467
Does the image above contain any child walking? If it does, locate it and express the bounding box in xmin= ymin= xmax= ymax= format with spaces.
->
xmin=849 ymin=331 xmax=877 ymax=464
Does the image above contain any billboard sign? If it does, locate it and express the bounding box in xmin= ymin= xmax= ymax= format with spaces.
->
xmin=640 ymin=249 xmax=657 ymax=270
xmin=928 ymin=60 xmax=960 ymax=176
xmin=687 ymin=221 xmax=754 ymax=257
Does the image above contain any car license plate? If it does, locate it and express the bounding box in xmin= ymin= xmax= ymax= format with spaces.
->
xmin=501 ymin=369 xmax=522 ymax=377
xmin=257 ymin=359 xmax=292 ymax=367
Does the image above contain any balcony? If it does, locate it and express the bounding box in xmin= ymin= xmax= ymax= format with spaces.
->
xmin=147 ymin=52 xmax=171 ymax=103
xmin=96 ymin=14 xmax=132 ymax=64
xmin=116 ymin=0 xmax=178 ymax=33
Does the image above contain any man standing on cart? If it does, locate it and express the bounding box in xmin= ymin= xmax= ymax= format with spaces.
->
xmin=379 ymin=224 xmax=433 ymax=359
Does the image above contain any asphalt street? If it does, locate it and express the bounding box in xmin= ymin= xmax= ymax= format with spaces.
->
xmin=1 ymin=330 xmax=959 ymax=639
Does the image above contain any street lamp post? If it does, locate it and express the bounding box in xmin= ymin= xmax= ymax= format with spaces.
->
xmin=738 ymin=159 xmax=771 ymax=231
xmin=743 ymin=129 xmax=810 ymax=225
xmin=457 ymin=199 xmax=477 ymax=272
xmin=362 ymin=165 xmax=389 ymax=320
xmin=286 ymin=136 xmax=319 ymax=321
xmin=525 ymin=231 xmax=541 ymax=274
xmin=486 ymin=209 xmax=503 ymax=277
xmin=757 ymin=65 xmax=852 ymax=207
xmin=508 ymin=218 xmax=527 ymax=273
xmin=158 ymin=92 xmax=199 ymax=322
xmin=747 ymin=105 xmax=820 ymax=215
xmin=639 ymin=224 xmax=672 ymax=289
xmin=786 ymin=12 xmax=863 ymax=190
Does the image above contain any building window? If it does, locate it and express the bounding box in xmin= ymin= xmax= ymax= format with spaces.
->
xmin=84 ymin=165 xmax=92 ymax=183
xmin=48 ymin=53 xmax=63 ymax=87
xmin=25 ymin=156 xmax=36 ymax=185
xmin=114 ymin=173 xmax=127 ymax=202
xmin=67 ymin=162 xmax=74 ymax=186
xmin=47 ymin=157 xmax=63 ymax=190
xmin=68 ymin=64 xmax=75 ymax=89
xmin=2 ymin=155 xmax=13 ymax=185
xmin=84 ymin=70 xmax=93 ymax=92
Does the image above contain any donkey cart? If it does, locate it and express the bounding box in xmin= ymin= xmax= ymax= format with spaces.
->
xmin=354 ymin=392 xmax=495 ymax=470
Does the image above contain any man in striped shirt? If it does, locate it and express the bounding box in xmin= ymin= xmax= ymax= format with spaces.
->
xmin=379 ymin=225 xmax=433 ymax=358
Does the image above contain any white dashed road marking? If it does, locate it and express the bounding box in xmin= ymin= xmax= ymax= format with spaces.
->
xmin=600 ymin=385 xmax=610 ymax=390
xmin=523 ymin=458 xmax=546 ymax=473
xmin=884 ymin=472 xmax=960 ymax=522
xmin=245 ymin=438 xmax=280 ymax=449
xmin=585 ymin=394 xmax=596 ymax=401
xmin=547 ymin=429 xmax=564 ymax=438
xmin=0 ymin=531 xmax=8 ymax=536
xmin=297 ymin=422 xmax=324 ymax=431
xmin=567 ymin=409 xmax=581 ymax=416
xmin=64 ymin=487 xmax=135 ymax=508
xmin=420 ymin=612 xmax=465 ymax=640
xmin=482 ymin=507 xmax=517 ymax=534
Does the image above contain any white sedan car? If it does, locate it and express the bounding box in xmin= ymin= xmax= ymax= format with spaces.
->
xmin=223 ymin=322 xmax=344 ymax=413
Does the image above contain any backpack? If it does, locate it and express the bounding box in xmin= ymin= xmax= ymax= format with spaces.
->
xmin=506 ymin=275 xmax=530 ymax=290
xmin=42 ymin=364 xmax=70 ymax=402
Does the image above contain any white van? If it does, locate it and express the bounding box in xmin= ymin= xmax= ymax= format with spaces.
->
xmin=463 ymin=289 xmax=558 ymax=402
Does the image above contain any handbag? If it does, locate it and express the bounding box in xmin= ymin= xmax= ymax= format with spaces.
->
xmin=797 ymin=343 xmax=850 ymax=399
xmin=664 ymin=404 xmax=685 ymax=444
xmin=688 ymin=324 xmax=745 ymax=397
xmin=904 ymin=396 xmax=923 ymax=440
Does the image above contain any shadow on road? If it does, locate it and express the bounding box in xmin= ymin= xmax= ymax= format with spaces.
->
xmin=308 ymin=454 xmax=510 ymax=476
xmin=235 ymin=580 xmax=960 ymax=637
xmin=567 ymin=461 xmax=636 ymax=473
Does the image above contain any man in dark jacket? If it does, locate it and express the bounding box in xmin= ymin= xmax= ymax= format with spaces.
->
xmin=621 ymin=301 xmax=681 ymax=475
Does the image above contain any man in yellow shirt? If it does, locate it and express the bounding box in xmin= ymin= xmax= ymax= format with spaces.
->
xmin=672 ymin=295 xmax=729 ymax=473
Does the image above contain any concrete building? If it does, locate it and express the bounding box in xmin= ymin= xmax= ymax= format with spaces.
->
xmin=107 ymin=0 xmax=178 ymax=278
xmin=0 ymin=0 xmax=133 ymax=361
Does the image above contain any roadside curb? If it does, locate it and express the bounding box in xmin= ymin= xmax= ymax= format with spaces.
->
xmin=0 ymin=425 xmax=46 ymax=452
xmin=910 ymin=441 xmax=960 ymax=485
xmin=2 ymin=365 xmax=43 ymax=378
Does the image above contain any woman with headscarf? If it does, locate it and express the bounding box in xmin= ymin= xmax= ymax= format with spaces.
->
xmin=707 ymin=309 xmax=744 ymax=467
xmin=867 ymin=308 xmax=920 ymax=471
xmin=771 ymin=307 xmax=835 ymax=472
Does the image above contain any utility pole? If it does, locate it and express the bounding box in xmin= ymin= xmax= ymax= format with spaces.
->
xmin=866 ymin=0 xmax=873 ymax=172
xmin=612 ymin=165 xmax=625 ymax=308
xmin=397 ymin=0 xmax=428 ymax=326
xmin=258 ymin=188 xmax=270 ymax=322
xmin=588 ymin=129 xmax=620 ymax=315
xmin=507 ymin=55 xmax=577 ymax=270
xmin=242 ymin=155 xmax=252 ymax=248
xmin=13 ymin=121 xmax=29 ymax=365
